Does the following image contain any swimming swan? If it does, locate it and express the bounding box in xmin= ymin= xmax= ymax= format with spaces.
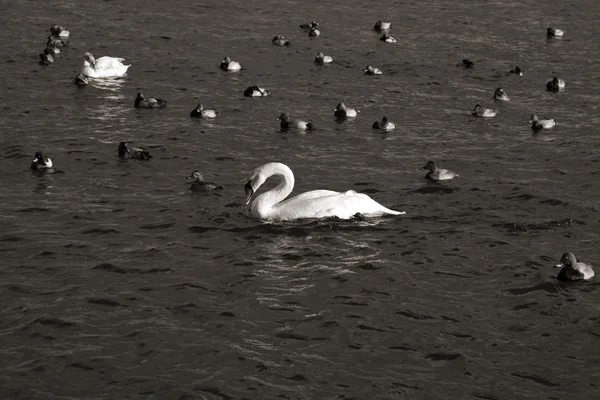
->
xmin=81 ymin=52 xmax=131 ymax=78
xmin=244 ymin=162 xmax=405 ymax=221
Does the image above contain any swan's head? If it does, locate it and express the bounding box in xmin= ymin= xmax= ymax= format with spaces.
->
xmin=189 ymin=170 xmax=204 ymax=182
xmin=84 ymin=52 xmax=96 ymax=67
xmin=555 ymin=252 xmax=577 ymax=269
xmin=244 ymin=168 xmax=269 ymax=206
xmin=118 ymin=141 xmax=130 ymax=156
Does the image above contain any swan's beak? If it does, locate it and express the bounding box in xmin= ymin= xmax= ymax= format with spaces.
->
xmin=244 ymin=181 xmax=254 ymax=206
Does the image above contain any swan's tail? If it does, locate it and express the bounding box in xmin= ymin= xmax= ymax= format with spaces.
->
xmin=381 ymin=207 xmax=406 ymax=216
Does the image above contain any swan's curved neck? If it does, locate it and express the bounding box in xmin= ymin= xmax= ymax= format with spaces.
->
xmin=252 ymin=163 xmax=295 ymax=219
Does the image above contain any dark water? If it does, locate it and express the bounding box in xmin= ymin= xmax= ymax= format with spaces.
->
xmin=1 ymin=0 xmax=600 ymax=398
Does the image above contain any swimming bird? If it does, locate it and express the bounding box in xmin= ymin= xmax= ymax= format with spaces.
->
xmin=50 ymin=24 xmax=70 ymax=39
xmin=314 ymin=52 xmax=333 ymax=65
xmin=244 ymin=85 xmax=270 ymax=97
xmin=188 ymin=170 xmax=222 ymax=192
xmin=334 ymin=102 xmax=358 ymax=119
xmin=546 ymin=76 xmax=566 ymax=92
xmin=372 ymin=117 xmax=395 ymax=131
xmin=472 ymin=104 xmax=498 ymax=118
xmin=423 ymin=161 xmax=458 ymax=181
xmin=462 ymin=59 xmax=474 ymax=68
xmin=278 ymin=113 xmax=315 ymax=131
xmin=363 ymin=65 xmax=383 ymax=75
xmin=81 ymin=52 xmax=130 ymax=78
xmin=308 ymin=27 xmax=320 ymax=37
xmin=374 ymin=21 xmax=391 ymax=31
xmin=530 ymin=114 xmax=556 ymax=131
xmin=220 ymin=56 xmax=241 ymax=71
xmin=380 ymin=33 xmax=397 ymax=43
xmin=47 ymin=35 xmax=67 ymax=48
xmin=134 ymin=92 xmax=166 ymax=109
xmin=272 ymin=35 xmax=291 ymax=46
xmin=118 ymin=142 xmax=152 ymax=160
xmin=31 ymin=152 xmax=53 ymax=170
xmin=74 ymin=73 xmax=89 ymax=86
xmin=244 ymin=162 xmax=405 ymax=221
xmin=493 ymin=87 xmax=510 ymax=101
xmin=190 ymin=104 xmax=218 ymax=118
xmin=44 ymin=43 xmax=59 ymax=56
xmin=39 ymin=50 xmax=54 ymax=66
xmin=509 ymin=66 xmax=523 ymax=76
xmin=555 ymin=252 xmax=594 ymax=281
xmin=547 ymin=27 xmax=564 ymax=38
xmin=299 ymin=21 xmax=318 ymax=30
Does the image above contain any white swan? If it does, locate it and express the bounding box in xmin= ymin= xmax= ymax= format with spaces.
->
xmin=81 ymin=52 xmax=131 ymax=78
xmin=244 ymin=162 xmax=405 ymax=221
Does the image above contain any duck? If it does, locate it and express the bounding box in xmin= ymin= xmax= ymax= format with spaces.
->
xmin=493 ymin=87 xmax=510 ymax=101
xmin=462 ymin=59 xmax=474 ymax=68
xmin=380 ymin=33 xmax=397 ymax=43
xmin=118 ymin=142 xmax=152 ymax=160
xmin=372 ymin=117 xmax=395 ymax=131
xmin=244 ymin=162 xmax=405 ymax=221
xmin=363 ymin=65 xmax=383 ymax=75
xmin=47 ymin=35 xmax=67 ymax=48
xmin=374 ymin=21 xmax=391 ymax=31
xmin=509 ymin=66 xmax=523 ymax=76
xmin=334 ymin=102 xmax=358 ymax=119
xmin=39 ymin=50 xmax=54 ymax=66
xmin=49 ymin=24 xmax=70 ymax=39
xmin=278 ymin=113 xmax=315 ymax=131
xmin=74 ymin=73 xmax=89 ymax=86
xmin=81 ymin=52 xmax=130 ymax=78
xmin=530 ymin=114 xmax=556 ymax=131
xmin=134 ymin=92 xmax=167 ymax=109
xmin=44 ymin=43 xmax=59 ymax=56
xmin=244 ymin=85 xmax=270 ymax=97
xmin=190 ymin=104 xmax=218 ymax=118
xmin=547 ymin=27 xmax=564 ymax=38
xmin=308 ymin=27 xmax=320 ymax=37
xmin=220 ymin=56 xmax=241 ymax=71
xmin=188 ymin=170 xmax=222 ymax=192
xmin=299 ymin=21 xmax=318 ymax=30
xmin=472 ymin=104 xmax=498 ymax=118
xmin=314 ymin=52 xmax=333 ymax=65
xmin=423 ymin=161 xmax=458 ymax=181
xmin=272 ymin=35 xmax=291 ymax=46
xmin=555 ymin=252 xmax=594 ymax=281
xmin=546 ymin=76 xmax=566 ymax=91
xmin=31 ymin=152 xmax=53 ymax=170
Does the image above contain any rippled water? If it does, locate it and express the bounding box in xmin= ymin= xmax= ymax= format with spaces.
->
xmin=1 ymin=0 xmax=600 ymax=399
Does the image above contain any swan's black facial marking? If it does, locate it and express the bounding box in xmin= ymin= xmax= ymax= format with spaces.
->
xmin=244 ymin=180 xmax=255 ymax=205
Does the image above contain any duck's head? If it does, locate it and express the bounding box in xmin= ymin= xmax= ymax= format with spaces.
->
xmin=423 ymin=160 xmax=437 ymax=172
xmin=472 ymin=104 xmax=483 ymax=115
xmin=223 ymin=56 xmax=231 ymax=64
xmin=364 ymin=65 xmax=373 ymax=72
xmin=272 ymin=35 xmax=283 ymax=42
xmin=529 ymin=114 xmax=538 ymax=123
xmin=310 ymin=21 xmax=318 ymax=28
xmin=514 ymin=66 xmax=523 ymax=75
xmin=189 ymin=170 xmax=204 ymax=182
xmin=118 ymin=141 xmax=130 ymax=156
xmin=278 ymin=113 xmax=290 ymax=123
xmin=381 ymin=117 xmax=389 ymax=124
xmin=555 ymin=252 xmax=577 ymax=269
xmin=32 ymin=152 xmax=44 ymax=164
xmin=335 ymin=102 xmax=346 ymax=111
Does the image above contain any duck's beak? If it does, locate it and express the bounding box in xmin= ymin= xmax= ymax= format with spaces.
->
xmin=244 ymin=181 xmax=254 ymax=206
xmin=555 ymin=263 xmax=565 ymax=268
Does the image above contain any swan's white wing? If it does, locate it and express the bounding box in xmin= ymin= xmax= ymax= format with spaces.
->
xmin=271 ymin=190 xmax=402 ymax=220
xmin=95 ymin=56 xmax=127 ymax=70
